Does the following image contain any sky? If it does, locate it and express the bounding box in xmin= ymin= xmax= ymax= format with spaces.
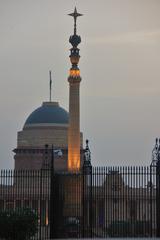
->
xmin=0 ymin=0 xmax=160 ymax=168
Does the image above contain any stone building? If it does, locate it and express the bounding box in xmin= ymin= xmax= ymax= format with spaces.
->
xmin=13 ymin=101 xmax=83 ymax=171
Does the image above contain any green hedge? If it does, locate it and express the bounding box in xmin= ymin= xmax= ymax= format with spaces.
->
xmin=0 ymin=208 xmax=38 ymax=240
xmin=107 ymin=220 xmax=151 ymax=237
xmin=107 ymin=221 xmax=131 ymax=237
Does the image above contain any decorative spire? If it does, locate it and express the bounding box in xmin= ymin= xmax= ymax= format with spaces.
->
xmin=68 ymin=7 xmax=83 ymax=35
xmin=49 ymin=70 xmax=52 ymax=102
xmin=151 ymin=138 xmax=160 ymax=166
xmin=68 ymin=7 xmax=83 ymax=78
xmin=67 ymin=8 xmax=83 ymax=171
xmin=84 ymin=139 xmax=91 ymax=163
xmin=83 ymin=139 xmax=92 ymax=171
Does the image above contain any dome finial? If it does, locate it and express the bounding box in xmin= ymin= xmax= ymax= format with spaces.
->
xmin=68 ymin=7 xmax=83 ymax=35
xmin=49 ymin=70 xmax=52 ymax=102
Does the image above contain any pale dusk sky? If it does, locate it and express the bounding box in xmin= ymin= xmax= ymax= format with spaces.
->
xmin=0 ymin=0 xmax=160 ymax=168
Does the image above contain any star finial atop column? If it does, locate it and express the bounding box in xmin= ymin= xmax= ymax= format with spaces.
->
xmin=68 ymin=7 xmax=83 ymax=35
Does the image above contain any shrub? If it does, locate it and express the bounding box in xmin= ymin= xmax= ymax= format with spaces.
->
xmin=0 ymin=208 xmax=38 ymax=240
xmin=107 ymin=220 xmax=151 ymax=237
xmin=107 ymin=221 xmax=132 ymax=237
xmin=133 ymin=220 xmax=151 ymax=236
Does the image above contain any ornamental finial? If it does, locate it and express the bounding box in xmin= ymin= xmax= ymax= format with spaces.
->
xmin=68 ymin=7 xmax=83 ymax=35
xmin=49 ymin=70 xmax=52 ymax=102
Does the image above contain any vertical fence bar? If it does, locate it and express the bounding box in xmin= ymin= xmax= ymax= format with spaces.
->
xmin=156 ymin=159 xmax=160 ymax=237
xmin=150 ymin=165 xmax=153 ymax=237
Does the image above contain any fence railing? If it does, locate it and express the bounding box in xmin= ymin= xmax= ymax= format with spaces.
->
xmin=0 ymin=166 xmax=158 ymax=238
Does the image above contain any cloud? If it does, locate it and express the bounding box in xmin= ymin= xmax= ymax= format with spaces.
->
xmin=87 ymin=30 xmax=160 ymax=45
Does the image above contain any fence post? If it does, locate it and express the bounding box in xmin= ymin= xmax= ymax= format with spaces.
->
xmin=82 ymin=140 xmax=92 ymax=237
xmin=50 ymin=144 xmax=55 ymax=239
xmin=156 ymin=139 xmax=160 ymax=237
xmin=149 ymin=164 xmax=153 ymax=237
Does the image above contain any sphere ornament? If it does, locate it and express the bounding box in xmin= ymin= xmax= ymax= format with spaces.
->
xmin=69 ymin=34 xmax=81 ymax=48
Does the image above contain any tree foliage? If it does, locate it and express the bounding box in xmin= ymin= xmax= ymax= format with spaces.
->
xmin=0 ymin=208 xmax=38 ymax=240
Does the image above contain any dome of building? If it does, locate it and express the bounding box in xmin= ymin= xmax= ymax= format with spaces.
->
xmin=24 ymin=102 xmax=69 ymax=127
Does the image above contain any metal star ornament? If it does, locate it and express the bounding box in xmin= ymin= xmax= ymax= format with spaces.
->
xmin=68 ymin=7 xmax=83 ymax=21
xmin=68 ymin=7 xmax=83 ymax=35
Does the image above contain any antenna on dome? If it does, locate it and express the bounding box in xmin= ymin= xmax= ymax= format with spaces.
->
xmin=49 ymin=70 xmax=52 ymax=102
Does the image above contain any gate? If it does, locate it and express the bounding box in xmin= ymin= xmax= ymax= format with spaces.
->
xmin=0 ymin=165 xmax=158 ymax=238
xmin=90 ymin=166 xmax=156 ymax=237
xmin=48 ymin=165 xmax=157 ymax=238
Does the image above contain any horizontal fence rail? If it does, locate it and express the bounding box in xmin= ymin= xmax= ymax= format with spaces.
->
xmin=0 ymin=166 xmax=158 ymax=239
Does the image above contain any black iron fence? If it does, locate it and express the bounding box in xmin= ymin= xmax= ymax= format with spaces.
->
xmin=0 ymin=166 xmax=158 ymax=239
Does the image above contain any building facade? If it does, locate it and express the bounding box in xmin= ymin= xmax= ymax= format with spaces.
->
xmin=14 ymin=101 xmax=83 ymax=171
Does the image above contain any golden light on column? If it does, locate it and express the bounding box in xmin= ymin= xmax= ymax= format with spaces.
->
xmin=69 ymin=69 xmax=80 ymax=77
xmin=68 ymin=8 xmax=83 ymax=171
xmin=68 ymin=74 xmax=81 ymax=171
